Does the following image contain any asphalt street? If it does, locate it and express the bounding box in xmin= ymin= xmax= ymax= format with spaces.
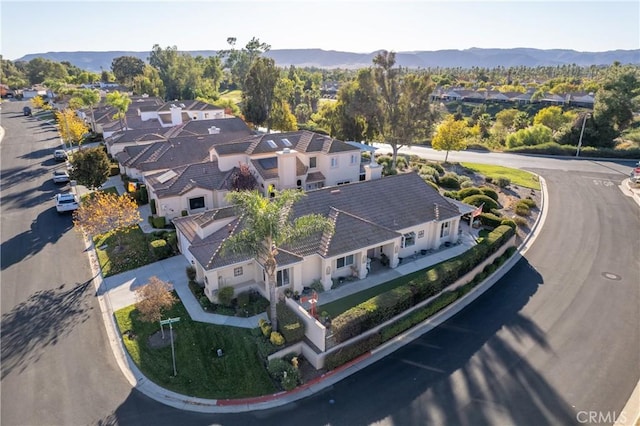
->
xmin=1 ymin=100 xmax=638 ymax=426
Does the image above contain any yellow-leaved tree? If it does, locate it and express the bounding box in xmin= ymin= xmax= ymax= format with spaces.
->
xmin=55 ymin=109 xmax=89 ymax=148
xmin=73 ymin=192 xmax=142 ymax=249
xmin=431 ymin=115 xmax=469 ymax=163
xmin=135 ymin=276 xmax=177 ymax=324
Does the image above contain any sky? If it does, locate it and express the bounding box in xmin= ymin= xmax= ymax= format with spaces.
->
xmin=1 ymin=0 xmax=639 ymax=60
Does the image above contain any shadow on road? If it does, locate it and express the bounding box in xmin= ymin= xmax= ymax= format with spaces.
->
xmin=1 ymin=208 xmax=73 ymax=271
xmin=0 ymin=278 xmax=94 ymax=379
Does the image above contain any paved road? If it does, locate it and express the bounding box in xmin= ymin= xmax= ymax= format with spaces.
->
xmin=1 ymin=102 xmax=638 ymax=425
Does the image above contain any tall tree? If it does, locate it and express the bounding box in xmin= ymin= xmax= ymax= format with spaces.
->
xmin=55 ymin=109 xmax=89 ymax=148
xmin=73 ymin=191 xmax=142 ymax=249
xmin=222 ymin=189 xmax=333 ymax=331
xmin=71 ymin=88 xmax=100 ymax=134
xmin=431 ymin=115 xmax=468 ymax=162
xmin=218 ymin=37 xmax=271 ymax=89
xmin=105 ymin=91 xmax=131 ymax=131
xmin=135 ymin=276 xmax=177 ymax=324
xmin=132 ymin=65 xmax=165 ymax=97
xmin=111 ymin=56 xmax=146 ymax=86
xmin=68 ymin=146 xmax=111 ymax=189
xmin=241 ymin=57 xmax=279 ymax=129
xmin=593 ymin=64 xmax=640 ymax=133
xmin=351 ymin=51 xmax=436 ymax=169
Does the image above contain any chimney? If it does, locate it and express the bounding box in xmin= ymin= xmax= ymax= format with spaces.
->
xmin=208 ymin=126 xmax=220 ymax=134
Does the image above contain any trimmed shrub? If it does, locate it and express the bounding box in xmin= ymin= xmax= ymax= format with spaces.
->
xmin=186 ymin=266 xmax=197 ymax=281
xmin=460 ymin=180 xmax=475 ymax=188
xmin=515 ymin=202 xmax=531 ymax=216
xmin=259 ymin=318 xmax=272 ymax=337
xmin=181 ymin=210 xmax=188 ymax=217
xmin=478 ymin=212 xmax=503 ymax=228
xmin=443 ymin=191 xmax=459 ymax=200
xmin=276 ymin=302 xmax=305 ymax=343
xmin=218 ymin=286 xmax=234 ymax=307
xmin=495 ymin=177 xmax=511 ymax=188
xmin=152 ymin=216 xmax=166 ymax=229
xmin=439 ymin=173 xmax=460 ymax=189
xmin=513 ymin=216 xmax=528 ymax=227
xmin=149 ymin=239 xmax=172 ymax=259
xmin=462 ymin=194 xmax=499 ymax=212
xmin=458 ymin=187 xmax=482 ymax=199
xmin=479 ymin=187 xmax=499 ymax=201
xmin=430 ymin=162 xmax=445 ymax=174
xmin=309 ymin=280 xmax=324 ymax=293
xmin=500 ymin=219 xmax=517 ymax=230
xmin=520 ymin=198 xmax=537 ymax=208
xmin=270 ymin=331 xmax=285 ymax=346
xmin=325 ymin=333 xmax=382 ymax=370
xmin=109 ymin=164 xmax=120 ymax=177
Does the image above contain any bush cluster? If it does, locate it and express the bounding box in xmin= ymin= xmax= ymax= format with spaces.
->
xmin=330 ymin=226 xmax=515 ymax=344
xmin=267 ymin=357 xmax=300 ymax=391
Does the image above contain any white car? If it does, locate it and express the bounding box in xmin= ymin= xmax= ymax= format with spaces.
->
xmin=52 ymin=170 xmax=70 ymax=184
xmin=55 ymin=192 xmax=79 ymax=213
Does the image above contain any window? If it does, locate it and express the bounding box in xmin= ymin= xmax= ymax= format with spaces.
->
xmin=331 ymin=157 xmax=338 ymax=168
xmin=402 ymin=232 xmax=416 ymax=248
xmin=189 ymin=196 xmax=205 ymax=210
xmin=350 ymin=154 xmax=357 ymax=165
xmin=440 ymin=221 xmax=450 ymax=238
xmin=277 ymin=269 xmax=290 ymax=287
xmin=336 ymin=254 xmax=354 ymax=269
xmin=418 ymin=230 xmax=424 ymax=238
xmin=234 ymin=267 xmax=243 ymax=277
xmin=336 ymin=180 xmax=350 ymax=185
xmin=309 ymin=157 xmax=317 ymax=168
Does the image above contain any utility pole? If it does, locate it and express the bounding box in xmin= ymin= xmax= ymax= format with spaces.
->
xmin=576 ymin=113 xmax=590 ymax=157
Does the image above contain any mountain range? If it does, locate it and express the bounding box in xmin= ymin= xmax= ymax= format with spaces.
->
xmin=16 ymin=48 xmax=640 ymax=72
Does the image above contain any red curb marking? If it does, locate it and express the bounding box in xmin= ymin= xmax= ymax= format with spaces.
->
xmin=215 ymin=351 xmax=372 ymax=406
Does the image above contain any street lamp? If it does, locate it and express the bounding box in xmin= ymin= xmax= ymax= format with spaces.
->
xmin=576 ymin=112 xmax=591 ymax=157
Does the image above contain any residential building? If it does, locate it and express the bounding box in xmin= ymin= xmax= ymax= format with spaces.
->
xmin=173 ymin=172 xmax=464 ymax=304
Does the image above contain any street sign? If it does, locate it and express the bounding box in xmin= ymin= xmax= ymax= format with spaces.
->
xmin=159 ymin=317 xmax=180 ymax=326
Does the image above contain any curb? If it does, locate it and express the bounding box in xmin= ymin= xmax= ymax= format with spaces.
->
xmin=92 ymin=175 xmax=549 ymax=413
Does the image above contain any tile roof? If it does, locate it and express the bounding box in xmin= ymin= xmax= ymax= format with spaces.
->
xmin=146 ymin=161 xmax=235 ymax=197
xmin=212 ymin=130 xmax=359 ymax=157
xmin=178 ymin=172 xmax=461 ymax=270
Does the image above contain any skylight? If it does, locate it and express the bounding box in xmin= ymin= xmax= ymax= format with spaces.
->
xmin=282 ymin=138 xmax=292 ymax=147
xmin=156 ymin=170 xmax=177 ymax=184
xmin=266 ymin=139 xmax=277 ymax=148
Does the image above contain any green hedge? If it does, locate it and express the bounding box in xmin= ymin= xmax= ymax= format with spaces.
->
xmin=458 ymin=187 xmax=482 ymax=199
xmin=331 ymin=225 xmax=514 ymax=344
xmin=327 ymin=244 xmax=518 ymax=370
xmin=479 ymin=212 xmax=503 ymax=228
xmin=276 ymin=302 xmax=305 ymax=343
xmin=149 ymin=239 xmax=172 ymax=259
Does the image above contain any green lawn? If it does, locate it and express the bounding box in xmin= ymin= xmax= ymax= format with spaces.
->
xmin=219 ymin=89 xmax=242 ymax=105
xmin=94 ymin=227 xmax=178 ymax=277
xmin=461 ymin=162 xmax=541 ymax=190
xmin=114 ymin=301 xmax=276 ymax=399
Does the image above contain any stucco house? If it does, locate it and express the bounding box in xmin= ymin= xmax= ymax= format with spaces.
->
xmin=114 ymin=117 xmax=254 ymax=180
xmin=143 ymin=130 xmax=383 ymax=221
xmin=173 ymin=172 xmax=465 ymax=304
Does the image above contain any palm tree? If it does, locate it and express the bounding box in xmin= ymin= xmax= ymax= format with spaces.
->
xmin=78 ymin=88 xmax=100 ymax=134
xmin=222 ymin=188 xmax=334 ymax=331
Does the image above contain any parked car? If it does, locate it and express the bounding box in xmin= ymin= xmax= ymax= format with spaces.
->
xmin=52 ymin=170 xmax=70 ymax=184
xmin=55 ymin=192 xmax=79 ymax=213
xmin=53 ymin=149 xmax=68 ymax=162
xmin=23 ymin=106 xmax=32 ymax=116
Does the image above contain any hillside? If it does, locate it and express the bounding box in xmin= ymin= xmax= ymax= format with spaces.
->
xmin=16 ymin=48 xmax=640 ymax=72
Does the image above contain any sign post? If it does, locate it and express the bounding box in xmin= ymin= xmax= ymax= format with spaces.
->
xmin=159 ymin=317 xmax=181 ymax=376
